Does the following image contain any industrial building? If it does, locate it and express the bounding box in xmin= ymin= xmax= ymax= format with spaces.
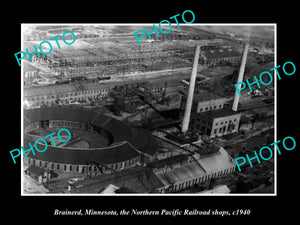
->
xmin=69 ymin=166 xmax=165 ymax=193
xmin=201 ymin=48 xmax=241 ymax=66
xmin=23 ymin=62 xmax=39 ymax=86
xmin=180 ymin=92 xmax=227 ymax=113
xmin=24 ymin=81 xmax=111 ymax=107
xmin=24 ymin=106 xmax=159 ymax=176
xmin=22 ymin=25 xmax=275 ymax=194
xmin=190 ymin=108 xmax=241 ymax=138
xmin=150 ymin=146 xmax=236 ymax=193
xmin=66 ymin=146 xmax=236 ymax=193
xmin=25 ymin=165 xmax=50 ymax=184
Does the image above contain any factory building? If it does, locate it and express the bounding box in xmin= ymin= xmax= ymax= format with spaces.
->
xmin=190 ymin=108 xmax=241 ymax=138
xmin=68 ymin=146 xmax=236 ymax=193
xmin=150 ymin=147 xmax=236 ymax=193
xmin=70 ymin=166 xmax=165 ymax=193
xmin=24 ymin=107 xmax=159 ymax=176
xmin=180 ymin=92 xmax=227 ymax=113
xmin=23 ymin=62 xmax=39 ymax=86
xmin=24 ymin=165 xmax=50 ymax=185
xmin=201 ymin=48 xmax=241 ymax=66
xmin=24 ymin=83 xmax=110 ymax=107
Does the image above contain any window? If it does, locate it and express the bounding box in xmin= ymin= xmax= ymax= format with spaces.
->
xmin=219 ymin=105 xmax=222 ymax=108
xmin=219 ymin=128 xmax=222 ymax=133
xmin=214 ymin=129 xmax=217 ymax=134
xmin=57 ymin=164 xmax=60 ymax=170
xmin=64 ymin=165 xmax=67 ymax=171
xmin=69 ymin=165 xmax=72 ymax=171
xmin=28 ymin=158 xmax=30 ymax=164
xmin=51 ymin=163 xmax=54 ymax=169
xmin=199 ymin=108 xmax=203 ymax=112
xmin=213 ymin=105 xmax=217 ymax=109
xmin=76 ymin=166 xmax=79 ymax=172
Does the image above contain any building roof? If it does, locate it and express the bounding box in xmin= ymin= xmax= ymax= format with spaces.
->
xmin=154 ymin=160 xmax=206 ymax=186
xmin=195 ymin=145 xmax=219 ymax=156
xmin=24 ymin=106 xmax=158 ymax=165
xmin=71 ymin=166 xmax=164 ymax=193
xmin=198 ymin=108 xmax=240 ymax=119
xmin=147 ymin=154 xmax=189 ymax=169
xmin=202 ymin=48 xmax=241 ymax=59
xmin=26 ymin=165 xmax=47 ymax=176
xmin=25 ymin=140 xmax=141 ymax=165
xmin=115 ymin=186 xmax=137 ymax=193
xmin=153 ymin=148 xmax=235 ymax=187
xmin=23 ymin=62 xmax=39 ymax=73
xmin=24 ymin=81 xmax=111 ymax=97
xmin=198 ymin=184 xmax=231 ymax=194
xmin=194 ymin=147 xmax=235 ymax=173
xmin=99 ymin=184 xmax=120 ymax=194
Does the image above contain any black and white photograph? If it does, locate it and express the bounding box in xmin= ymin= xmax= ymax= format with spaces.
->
xmin=4 ymin=3 xmax=298 ymax=223
xmin=21 ymin=24 xmax=275 ymax=195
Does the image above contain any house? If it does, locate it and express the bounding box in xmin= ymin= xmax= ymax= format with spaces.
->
xmin=25 ymin=165 xmax=49 ymax=184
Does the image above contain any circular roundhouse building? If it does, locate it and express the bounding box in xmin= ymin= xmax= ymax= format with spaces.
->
xmin=23 ymin=106 xmax=158 ymax=175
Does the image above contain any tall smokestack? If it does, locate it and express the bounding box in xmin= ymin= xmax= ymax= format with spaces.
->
xmin=181 ymin=44 xmax=201 ymax=133
xmin=232 ymin=42 xmax=249 ymax=111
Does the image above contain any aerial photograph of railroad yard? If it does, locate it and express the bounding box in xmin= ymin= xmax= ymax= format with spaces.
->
xmin=21 ymin=24 xmax=275 ymax=194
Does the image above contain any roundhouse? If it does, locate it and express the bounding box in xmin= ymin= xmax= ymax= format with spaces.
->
xmin=23 ymin=106 xmax=158 ymax=174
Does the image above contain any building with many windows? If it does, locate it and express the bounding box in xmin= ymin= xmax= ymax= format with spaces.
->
xmin=151 ymin=147 xmax=236 ymax=193
xmin=23 ymin=62 xmax=39 ymax=86
xmin=201 ymin=48 xmax=241 ymax=66
xmin=180 ymin=92 xmax=227 ymax=113
xmin=190 ymin=108 xmax=241 ymax=138
xmin=24 ymin=82 xmax=110 ymax=108
xmin=24 ymin=107 xmax=159 ymax=176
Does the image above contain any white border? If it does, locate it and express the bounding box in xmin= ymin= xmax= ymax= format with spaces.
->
xmin=21 ymin=23 xmax=277 ymax=196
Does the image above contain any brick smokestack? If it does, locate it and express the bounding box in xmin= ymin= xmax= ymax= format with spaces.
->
xmin=232 ymin=42 xmax=249 ymax=111
xmin=181 ymin=44 xmax=201 ymax=133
